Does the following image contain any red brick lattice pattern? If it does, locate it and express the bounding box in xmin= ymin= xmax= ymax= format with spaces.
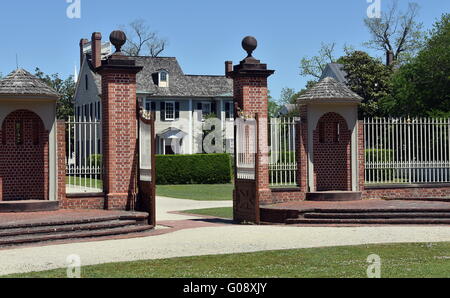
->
xmin=0 ymin=110 xmax=49 ymax=201
xmin=313 ymin=112 xmax=351 ymax=191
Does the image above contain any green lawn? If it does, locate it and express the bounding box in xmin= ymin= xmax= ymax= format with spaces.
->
xmin=157 ymin=184 xmax=233 ymax=201
xmin=6 ymin=242 xmax=450 ymax=278
xmin=181 ymin=207 xmax=233 ymax=219
xmin=66 ymin=176 xmax=103 ymax=189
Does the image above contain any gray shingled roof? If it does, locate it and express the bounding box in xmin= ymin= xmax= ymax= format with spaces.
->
xmin=91 ymin=56 xmax=233 ymax=98
xmin=298 ymin=77 xmax=362 ymax=102
xmin=320 ymin=63 xmax=347 ymax=83
xmin=0 ymin=69 xmax=59 ymax=98
xmin=134 ymin=57 xmax=233 ymax=97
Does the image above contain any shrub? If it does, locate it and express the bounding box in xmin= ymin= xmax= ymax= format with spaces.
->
xmin=365 ymin=149 xmax=394 ymax=162
xmin=87 ymin=154 xmax=103 ymax=168
xmin=156 ymin=154 xmax=232 ymax=185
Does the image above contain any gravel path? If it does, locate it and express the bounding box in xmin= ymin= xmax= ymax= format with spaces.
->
xmin=1 ymin=197 xmax=450 ymax=276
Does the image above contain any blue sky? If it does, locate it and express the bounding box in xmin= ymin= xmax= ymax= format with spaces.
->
xmin=0 ymin=0 xmax=448 ymax=100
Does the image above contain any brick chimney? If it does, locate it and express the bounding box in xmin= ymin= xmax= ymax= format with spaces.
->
xmin=91 ymin=32 xmax=102 ymax=69
xmin=79 ymin=38 xmax=89 ymax=67
xmin=386 ymin=50 xmax=395 ymax=66
xmin=225 ymin=61 xmax=233 ymax=78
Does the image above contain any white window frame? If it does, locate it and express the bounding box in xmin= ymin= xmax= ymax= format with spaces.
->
xmin=159 ymin=71 xmax=169 ymax=87
xmin=165 ymin=101 xmax=175 ymax=121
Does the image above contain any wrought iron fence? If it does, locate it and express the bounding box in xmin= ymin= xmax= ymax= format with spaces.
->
xmin=235 ymin=117 xmax=257 ymax=180
xmin=364 ymin=118 xmax=450 ymax=185
xmin=66 ymin=117 xmax=103 ymax=193
xmin=269 ymin=117 xmax=298 ymax=187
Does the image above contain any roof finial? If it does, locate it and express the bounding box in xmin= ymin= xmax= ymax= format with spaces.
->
xmin=109 ymin=30 xmax=127 ymax=54
xmin=242 ymin=36 xmax=257 ymax=58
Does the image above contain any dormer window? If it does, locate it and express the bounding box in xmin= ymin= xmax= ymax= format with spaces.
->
xmin=158 ymin=70 xmax=169 ymax=87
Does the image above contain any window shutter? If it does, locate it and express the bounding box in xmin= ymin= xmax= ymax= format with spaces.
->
xmin=175 ymin=102 xmax=180 ymax=119
xmin=161 ymin=102 xmax=166 ymax=121
xmin=197 ymin=103 xmax=203 ymax=110
xmin=211 ymin=102 xmax=217 ymax=115
xmin=151 ymin=102 xmax=156 ymax=112
xmin=225 ymin=102 xmax=231 ymax=119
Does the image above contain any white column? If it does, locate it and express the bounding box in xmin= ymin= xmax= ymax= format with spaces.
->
xmin=189 ymin=99 xmax=193 ymax=154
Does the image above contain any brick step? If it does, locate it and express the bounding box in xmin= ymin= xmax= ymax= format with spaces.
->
xmin=0 ymin=212 xmax=148 ymax=230
xmin=286 ymin=217 xmax=450 ymax=225
xmin=0 ymin=220 xmax=138 ymax=237
xmin=304 ymin=212 xmax=450 ymax=219
xmin=0 ymin=200 xmax=59 ymax=213
xmin=306 ymin=208 xmax=450 ymax=214
xmin=306 ymin=192 xmax=362 ymax=202
xmin=0 ymin=225 xmax=153 ymax=247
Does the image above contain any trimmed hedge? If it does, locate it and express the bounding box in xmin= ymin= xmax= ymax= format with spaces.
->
xmin=156 ymin=154 xmax=232 ymax=185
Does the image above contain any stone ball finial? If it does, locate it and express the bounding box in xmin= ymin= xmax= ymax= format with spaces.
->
xmin=110 ymin=30 xmax=127 ymax=53
xmin=242 ymin=36 xmax=257 ymax=57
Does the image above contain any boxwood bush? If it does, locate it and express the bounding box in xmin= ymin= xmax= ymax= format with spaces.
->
xmin=156 ymin=154 xmax=232 ymax=185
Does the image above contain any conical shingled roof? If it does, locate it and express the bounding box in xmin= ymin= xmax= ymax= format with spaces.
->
xmin=298 ymin=77 xmax=362 ymax=102
xmin=0 ymin=68 xmax=59 ymax=98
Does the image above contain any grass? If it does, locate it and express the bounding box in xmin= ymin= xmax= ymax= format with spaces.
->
xmin=6 ymin=242 xmax=450 ymax=278
xmin=156 ymin=184 xmax=233 ymax=201
xmin=66 ymin=176 xmax=103 ymax=189
xmin=181 ymin=207 xmax=233 ymax=219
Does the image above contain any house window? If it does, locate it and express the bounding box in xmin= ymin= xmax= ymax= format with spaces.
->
xmin=225 ymin=102 xmax=234 ymax=119
xmin=145 ymin=99 xmax=156 ymax=112
xmin=160 ymin=71 xmax=168 ymax=82
xmin=159 ymin=71 xmax=169 ymax=87
xmin=165 ymin=102 xmax=175 ymax=121
xmin=15 ymin=120 xmax=23 ymax=145
xmin=145 ymin=99 xmax=151 ymax=111
xmin=202 ymin=102 xmax=211 ymax=116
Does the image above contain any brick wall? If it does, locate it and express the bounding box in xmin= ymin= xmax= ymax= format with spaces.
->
xmin=56 ymin=120 xmax=67 ymax=206
xmin=299 ymin=106 xmax=308 ymax=192
xmin=64 ymin=195 xmax=105 ymax=209
xmin=313 ymin=112 xmax=351 ymax=191
xmin=0 ymin=110 xmax=49 ymax=201
xmin=364 ymin=186 xmax=450 ymax=199
xmin=101 ymin=70 xmax=138 ymax=210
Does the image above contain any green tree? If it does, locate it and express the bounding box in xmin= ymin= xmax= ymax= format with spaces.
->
xmin=300 ymin=42 xmax=337 ymax=80
xmin=337 ymin=51 xmax=392 ymax=118
xmin=380 ymin=14 xmax=450 ymax=117
xmin=35 ymin=68 xmax=75 ymax=120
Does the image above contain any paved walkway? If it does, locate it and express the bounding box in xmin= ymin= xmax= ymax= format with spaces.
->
xmin=1 ymin=197 xmax=450 ymax=276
